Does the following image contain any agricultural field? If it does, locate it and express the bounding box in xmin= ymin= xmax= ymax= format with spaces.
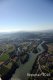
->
xmin=0 ymin=44 xmax=15 ymax=62
xmin=0 ymin=53 xmax=9 ymax=62
xmin=0 ymin=44 xmax=15 ymax=77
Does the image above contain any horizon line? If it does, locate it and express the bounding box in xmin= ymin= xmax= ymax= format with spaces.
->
xmin=0 ymin=29 xmax=53 ymax=33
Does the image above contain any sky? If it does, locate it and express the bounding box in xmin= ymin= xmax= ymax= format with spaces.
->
xmin=0 ymin=0 xmax=53 ymax=32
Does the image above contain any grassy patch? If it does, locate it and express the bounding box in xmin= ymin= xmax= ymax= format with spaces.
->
xmin=0 ymin=53 xmax=9 ymax=62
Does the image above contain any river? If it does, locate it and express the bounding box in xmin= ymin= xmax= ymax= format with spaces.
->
xmin=11 ymin=42 xmax=45 ymax=80
xmin=11 ymin=52 xmax=37 ymax=80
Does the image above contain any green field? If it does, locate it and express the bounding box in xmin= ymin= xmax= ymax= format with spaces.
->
xmin=0 ymin=53 xmax=9 ymax=62
xmin=0 ymin=44 xmax=15 ymax=62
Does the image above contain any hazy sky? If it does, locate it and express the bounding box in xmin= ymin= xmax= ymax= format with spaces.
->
xmin=0 ymin=0 xmax=53 ymax=32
